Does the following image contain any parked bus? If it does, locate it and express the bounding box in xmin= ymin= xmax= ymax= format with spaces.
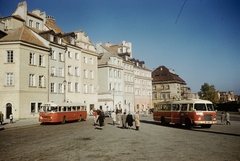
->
xmin=153 ymin=99 xmax=217 ymax=128
xmin=39 ymin=102 xmax=87 ymax=124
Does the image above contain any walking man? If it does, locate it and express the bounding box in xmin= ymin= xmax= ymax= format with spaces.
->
xmin=225 ymin=111 xmax=231 ymax=125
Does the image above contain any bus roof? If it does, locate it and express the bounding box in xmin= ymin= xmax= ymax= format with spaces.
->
xmin=155 ymin=99 xmax=212 ymax=105
xmin=41 ymin=102 xmax=87 ymax=107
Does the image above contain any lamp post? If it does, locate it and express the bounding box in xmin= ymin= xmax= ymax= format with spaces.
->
xmin=63 ymin=80 xmax=67 ymax=102
xmin=112 ymin=88 xmax=115 ymax=111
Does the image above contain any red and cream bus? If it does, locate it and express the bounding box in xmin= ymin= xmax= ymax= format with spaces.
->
xmin=39 ymin=102 xmax=87 ymax=124
xmin=153 ymin=99 xmax=217 ymax=128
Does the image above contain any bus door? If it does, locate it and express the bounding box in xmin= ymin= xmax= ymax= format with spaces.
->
xmin=171 ymin=104 xmax=180 ymax=124
xmin=180 ymin=104 xmax=188 ymax=124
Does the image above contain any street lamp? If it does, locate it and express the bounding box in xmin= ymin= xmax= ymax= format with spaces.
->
xmin=112 ymin=88 xmax=115 ymax=111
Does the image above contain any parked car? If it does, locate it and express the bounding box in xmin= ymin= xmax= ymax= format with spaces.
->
xmin=104 ymin=111 xmax=112 ymax=117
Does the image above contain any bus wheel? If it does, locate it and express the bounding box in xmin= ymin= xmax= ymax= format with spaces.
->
xmin=185 ymin=119 xmax=192 ymax=129
xmin=61 ymin=116 xmax=66 ymax=124
xmin=161 ymin=117 xmax=165 ymax=125
xmin=78 ymin=115 xmax=82 ymax=122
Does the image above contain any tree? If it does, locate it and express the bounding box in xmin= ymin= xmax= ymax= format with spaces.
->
xmin=198 ymin=83 xmax=218 ymax=106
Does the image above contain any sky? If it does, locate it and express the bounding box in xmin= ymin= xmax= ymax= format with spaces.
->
xmin=1 ymin=0 xmax=240 ymax=95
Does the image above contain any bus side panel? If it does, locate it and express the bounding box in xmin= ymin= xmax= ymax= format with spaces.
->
xmin=171 ymin=111 xmax=181 ymax=124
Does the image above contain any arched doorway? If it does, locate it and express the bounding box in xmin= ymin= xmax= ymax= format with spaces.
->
xmin=6 ymin=103 xmax=12 ymax=119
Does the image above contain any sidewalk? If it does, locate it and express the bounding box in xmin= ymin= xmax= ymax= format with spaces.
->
xmin=0 ymin=118 xmax=39 ymax=130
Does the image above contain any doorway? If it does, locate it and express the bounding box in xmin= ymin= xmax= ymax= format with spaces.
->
xmin=6 ymin=103 xmax=12 ymax=119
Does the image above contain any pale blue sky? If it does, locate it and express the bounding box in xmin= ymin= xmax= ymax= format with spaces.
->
xmin=1 ymin=0 xmax=240 ymax=95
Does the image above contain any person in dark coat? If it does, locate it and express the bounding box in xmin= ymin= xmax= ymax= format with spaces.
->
xmin=97 ymin=111 xmax=105 ymax=128
xmin=126 ymin=112 xmax=134 ymax=129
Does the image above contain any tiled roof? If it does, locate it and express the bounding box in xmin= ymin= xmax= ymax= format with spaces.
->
xmin=45 ymin=19 xmax=64 ymax=34
xmin=152 ymin=66 xmax=186 ymax=84
xmin=0 ymin=25 xmax=47 ymax=48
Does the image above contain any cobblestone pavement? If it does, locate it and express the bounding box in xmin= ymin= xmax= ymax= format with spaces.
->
xmin=0 ymin=114 xmax=240 ymax=161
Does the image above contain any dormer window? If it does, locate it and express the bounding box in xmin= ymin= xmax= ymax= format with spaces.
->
xmin=57 ymin=37 xmax=61 ymax=44
xmin=29 ymin=20 xmax=33 ymax=27
xmin=50 ymin=34 xmax=54 ymax=42
xmin=70 ymin=37 xmax=74 ymax=45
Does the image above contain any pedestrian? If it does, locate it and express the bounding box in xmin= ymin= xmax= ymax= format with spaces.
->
xmin=126 ymin=112 xmax=134 ymax=129
xmin=225 ymin=111 xmax=231 ymax=125
xmin=134 ymin=111 xmax=140 ymax=130
xmin=121 ymin=112 xmax=127 ymax=129
xmin=93 ymin=110 xmax=98 ymax=126
xmin=117 ymin=110 xmax=122 ymax=125
xmin=0 ymin=111 xmax=4 ymax=125
xmin=97 ymin=111 xmax=105 ymax=129
xmin=10 ymin=113 xmax=13 ymax=124
xmin=221 ymin=112 xmax=225 ymax=125
xmin=111 ymin=110 xmax=116 ymax=125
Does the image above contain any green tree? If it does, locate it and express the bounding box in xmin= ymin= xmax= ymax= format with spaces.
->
xmin=198 ymin=83 xmax=218 ymax=106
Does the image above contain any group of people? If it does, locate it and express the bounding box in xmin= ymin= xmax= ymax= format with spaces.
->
xmin=93 ymin=107 xmax=140 ymax=131
xmin=221 ymin=111 xmax=231 ymax=125
xmin=111 ymin=110 xmax=140 ymax=130
xmin=0 ymin=112 xmax=13 ymax=125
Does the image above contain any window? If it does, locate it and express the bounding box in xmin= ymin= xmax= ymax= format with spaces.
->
xmin=29 ymin=20 xmax=33 ymax=27
xmin=29 ymin=53 xmax=35 ymax=65
xmin=84 ymin=57 xmax=87 ymax=63
xmin=31 ymin=102 xmax=36 ymax=113
xmin=68 ymin=82 xmax=72 ymax=92
xmin=89 ymin=84 xmax=93 ymax=93
xmin=6 ymin=73 xmax=13 ymax=86
xmin=51 ymin=50 xmax=56 ymax=59
xmin=75 ymin=53 xmax=79 ymax=59
xmin=109 ymin=68 xmax=112 ymax=77
xmin=59 ymin=53 xmax=64 ymax=62
xmin=84 ymin=69 xmax=88 ymax=78
xmin=49 ymin=34 xmax=54 ymax=42
xmin=70 ymin=37 xmax=74 ymax=45
xmin=36 ymin=22 xmax=40 ymax=29
xmin=7 ymin=50 xmax=13 ymax=63
xmin=39 ymin=75 xmax=45 ymax=87
xmin=51 ymin=66 xmax=56 ymax=76
xmin=68 ymin=51 xmax=72 ymax=58
xmin=57 ymin=37 xmax=61 ymax=44
xmin=161 ymin=85 xmax=164 ymax=90
xmin=75 ymin=83 xmax=79 ymax=92
xmin=75 ymin=67 xmax=79 ymax=76
xmin=59 ymin=68 xmax=64 ymax=77
xmin=29 ymin=74 xmax=35 ymax=86
xmin=90 ymin=58 xmax=93 ymax=64
xmin=37 ymin=103 xmax=42 ymax=112
xmin=59 ymin=83 xmax=64 ymax=93
xmin=68 ymin=66 xmax=72 ymax=75
xmin=50 ymin=83 xmax=55 ymax=93
xmin=89 ymin=70 xmax=93 ymax=79
xmin=160 ymin=93 xmax=165 ymax=99
xmin=84 ymin=84 xmax=88 ymax=93
xmin=39 ymin=55 xmax=44 ymax=66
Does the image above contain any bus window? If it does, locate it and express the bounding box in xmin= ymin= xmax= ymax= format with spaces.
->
xmin=77 ymin=106 xmax=80 ymax=111
xmin=194 ymin=104 xmax=206 ymax=111
xmin=68 ymin=107 xmax=71 ymax=111
xmin=181 ymin=104 xmax=188 ymax=111
xmin=189 ymin=104 xmax=193 ymax=111
xmin=206 ymin=104 xmax=214 ymax=111
xmin=58 ymin=106 xmax=61 ymax=112
xmin=72 ymin=106 xmax=76 ymax=111
xmin=172 ymin=104 xmax=180 ymax=111
xmin=63 ymin=106 xmax=66 ymax=111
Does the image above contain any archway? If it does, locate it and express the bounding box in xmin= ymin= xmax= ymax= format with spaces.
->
xmin=6 ymin=103 xmax=12 ymax=119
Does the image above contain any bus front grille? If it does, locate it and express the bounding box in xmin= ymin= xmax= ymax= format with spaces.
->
xmin=204 ymin=115 xmax=213 ymax=121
